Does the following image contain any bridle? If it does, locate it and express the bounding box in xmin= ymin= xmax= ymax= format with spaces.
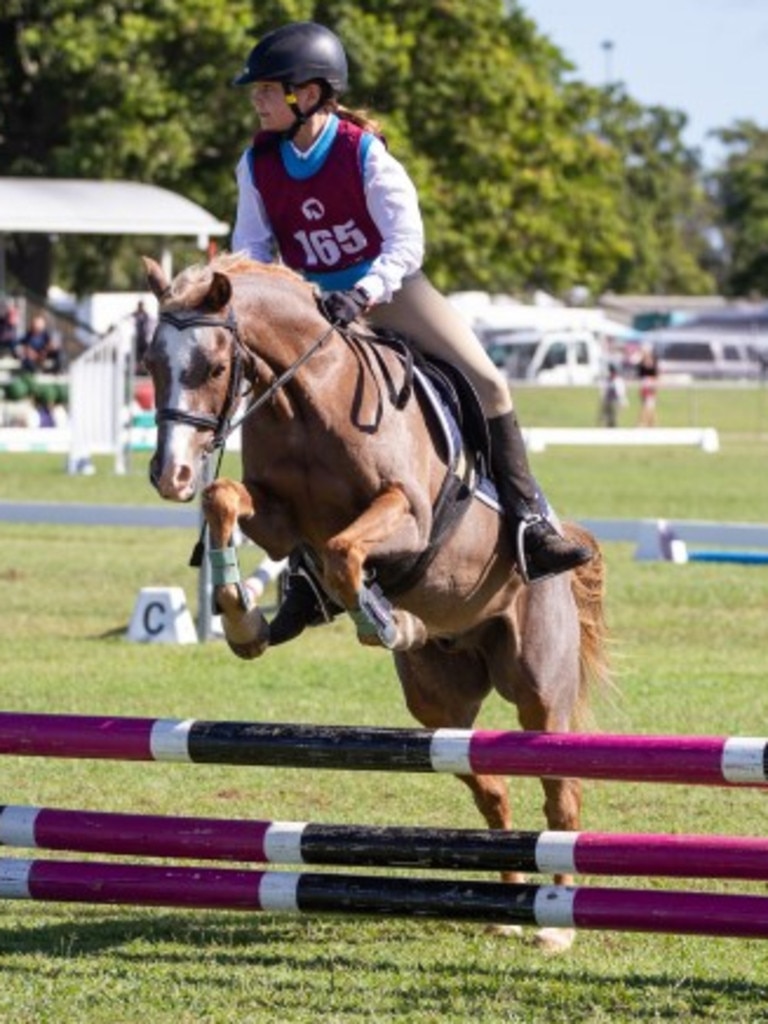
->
xmin=154 ymin=300 xmax=337 ymax=570
xmin=154 ymin=308 xmax=246 ymax=452
xmin=154 ymin=303 xmax=335 ymax=459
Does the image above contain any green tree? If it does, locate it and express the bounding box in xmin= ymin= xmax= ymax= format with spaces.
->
xmin=710 ymin=120 xmax=768 ymax=296
xmin=1 ymin=0 xmax=255 ymax=293
xmin=594 ymin=85 xmax=716 ymax=295
xmin=0 ymin=0 xmax=720 ymax=299
xmin=324 ymin=0 xmax=632 ymax=295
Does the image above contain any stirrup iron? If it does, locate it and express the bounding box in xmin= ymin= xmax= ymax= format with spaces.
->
xmin=515 ymin=515 xmax=556 ymax=586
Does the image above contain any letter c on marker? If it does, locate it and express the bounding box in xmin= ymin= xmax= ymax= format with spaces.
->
xmin=143 ymin=601 xmax=166 ymax=636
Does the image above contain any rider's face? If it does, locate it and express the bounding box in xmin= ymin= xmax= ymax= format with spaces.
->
xmin=250 ymin=82 xmax=314 ymax=131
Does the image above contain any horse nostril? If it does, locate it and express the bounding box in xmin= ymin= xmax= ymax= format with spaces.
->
xmin=175 ymin=464 xmax=193 ymax=488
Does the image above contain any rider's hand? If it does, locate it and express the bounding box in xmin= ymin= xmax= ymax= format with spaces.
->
xmin=323 ymin=287 xmax=370 ymax=326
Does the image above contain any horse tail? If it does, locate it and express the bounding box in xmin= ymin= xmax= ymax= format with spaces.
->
xmin=564 ymin=522 xmax=614 ymax=728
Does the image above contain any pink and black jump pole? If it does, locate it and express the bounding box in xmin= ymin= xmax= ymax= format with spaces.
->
xmin=1 ymin=712 xmax=767 ymax=787
xmin=2 ymin=858 xmax=768 ymax=940
xmin=3 ymin=804 xmax=768 ymax=882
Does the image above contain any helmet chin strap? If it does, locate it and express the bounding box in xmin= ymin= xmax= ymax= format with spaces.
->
xmin=281 ymin=83 xmax=331 ymax=140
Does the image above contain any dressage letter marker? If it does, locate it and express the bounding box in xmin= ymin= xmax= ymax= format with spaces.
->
xmin=2 ymin=713 xmax=768 ymax=787
xmin=127 ymin=588 xmax=198 ymax=645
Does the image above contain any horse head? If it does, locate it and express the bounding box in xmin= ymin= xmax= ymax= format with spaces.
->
xmin=143 ymin=256 xmax=245 ymax=502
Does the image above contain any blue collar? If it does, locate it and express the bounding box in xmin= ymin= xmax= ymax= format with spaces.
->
xmin=280 ymin=114 xmax=339 ymax=180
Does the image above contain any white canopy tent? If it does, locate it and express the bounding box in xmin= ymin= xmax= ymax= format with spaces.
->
xmin=0 ymin=177 xmax=230 ymax=292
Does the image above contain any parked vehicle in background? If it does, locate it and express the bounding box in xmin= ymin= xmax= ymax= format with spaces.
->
xmin=447 ymin=290 xmax=630 ymax=385
xmin=640 ymin=329 xmax=762 ymax=381
xmin=481 ymin=328 xmax=604 ymax=385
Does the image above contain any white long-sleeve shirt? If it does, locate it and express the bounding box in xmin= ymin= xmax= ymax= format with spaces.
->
xmin=231 ymin=118 xmax=425 ymax=304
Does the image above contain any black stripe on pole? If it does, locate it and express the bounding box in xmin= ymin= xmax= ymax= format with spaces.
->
xmin=186 ymin=722 xmax=435 ymax=770
xmin=300 ymin=825 xmax=540 ymax=872
xmin=763 ymin=743 xmax=768 ymax=782
xmin=295 ymin=873 xmax=541 ymax=924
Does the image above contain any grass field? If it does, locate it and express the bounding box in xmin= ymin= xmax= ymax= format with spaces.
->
xmin=1 ymin=386 xmax=768 ymax=1022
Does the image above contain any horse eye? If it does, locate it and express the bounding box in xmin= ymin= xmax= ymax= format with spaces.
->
xmin=210 ymin=363 xmax=227 ymax=380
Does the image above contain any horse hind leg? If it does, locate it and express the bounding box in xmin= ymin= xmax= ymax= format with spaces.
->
xmin=395 ymin=645 xmax=531 ymax=940
xmin=202 ymin=478 xmax=270 ymax=659
xmin=496 ymin=583 xmax=586 ymax=954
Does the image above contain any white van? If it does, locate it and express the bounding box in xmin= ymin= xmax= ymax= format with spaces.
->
xmin=480 ymin=328 xmax=603 ymax=385
xmin=642 ymin=329 xmax=761 ymax=381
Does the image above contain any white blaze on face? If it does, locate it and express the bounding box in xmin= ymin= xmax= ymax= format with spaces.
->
xmin=153 ymin=324 xmax=212 ymax=502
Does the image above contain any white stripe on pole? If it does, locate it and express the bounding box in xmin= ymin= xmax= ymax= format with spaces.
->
xmin=149 ymin=719 xmax=194 ymax=761
xmin=429 ymin=730 xmax=473 ymax=773
xmin=535 ymin=831 xmax=579 ymax=875
xmin=258 ymin=871 xmax=300 ymax=912
xmin=263 ymin=822 xmax=308 ymax=864
xmin=722 ymin=737 xmax=768 ymax=783
xmin=0 ymin=858 xmax=32 ymax=898
xmin=533 ymin=885 xmax=576 ymax=928
xmin=0 ymin=806 xmax=39 ymax=849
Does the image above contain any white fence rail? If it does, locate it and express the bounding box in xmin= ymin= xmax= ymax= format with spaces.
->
xmin=67 ymin=321 xmax=134 ymax=474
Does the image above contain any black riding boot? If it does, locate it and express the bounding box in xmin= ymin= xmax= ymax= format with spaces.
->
xmin=488 ymin=412 xmax=593 ymax=583
xmin=268 ymin=556 xmax=342 ymax=646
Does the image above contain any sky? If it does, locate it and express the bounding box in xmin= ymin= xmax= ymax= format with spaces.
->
xmin=521 ymin=0 xmax=768 ymax=166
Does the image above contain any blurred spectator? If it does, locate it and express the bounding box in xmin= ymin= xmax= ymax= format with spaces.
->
xmin=0 ymin=301 xmax=19 ymax=356
xmin=636 ymin=345 xmax=659 ymax=427
xmin=132 ymin=300 xmax=152 ymax=372
xmin=33 ymin=392 xmax=56 ymax=427
xmin=16 ymin=314 xmax=62 ymax=374
xmin=599 ymin=364 xmax=627 ymax=428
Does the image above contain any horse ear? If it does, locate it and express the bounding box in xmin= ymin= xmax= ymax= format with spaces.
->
xmin=202 ymin=271 xmax=232 ymax=312
xmin=143 ymin=257 xmax=170 ymax=299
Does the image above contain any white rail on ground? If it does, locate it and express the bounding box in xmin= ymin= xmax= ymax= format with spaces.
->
xmin=1 ymin=424 xmax=720 ymax=458
xmin=523 ymin=427 xmax=719 ymax=453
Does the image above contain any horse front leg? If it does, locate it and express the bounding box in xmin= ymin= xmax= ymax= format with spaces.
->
xmin=323 ymin=483 xmax=428 ymax=650
xmin=202 ymin=478 xmax=270 ymax=659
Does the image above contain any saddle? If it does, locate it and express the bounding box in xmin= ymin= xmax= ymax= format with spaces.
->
xmin=287 ymin=325 xmax=494 ymax=617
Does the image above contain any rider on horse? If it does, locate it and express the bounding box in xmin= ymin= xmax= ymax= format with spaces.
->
xmin=230 ymin=22 xmax=592 ymax=630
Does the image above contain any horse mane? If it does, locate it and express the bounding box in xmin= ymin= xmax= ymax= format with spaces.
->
xmin=167 ymin=252 xmax=313 ymax=305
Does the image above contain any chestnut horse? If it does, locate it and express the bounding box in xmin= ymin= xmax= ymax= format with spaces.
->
xmin=143 ymin=253 xmax=609 ymax=951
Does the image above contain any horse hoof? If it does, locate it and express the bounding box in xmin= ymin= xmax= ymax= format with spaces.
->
xmin=534 ymin=927 xmax=576 ymax=955
xmin=226 ymin=638 xmax=269 ymax=660
xmin=221 ymin=609 xmax=270 ymax=659
xmin=356 ymin=631 xmax=386 ymax=648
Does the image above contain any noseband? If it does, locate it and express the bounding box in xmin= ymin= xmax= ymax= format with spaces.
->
xmin=154 ymin=307 xmax=245 ymax=451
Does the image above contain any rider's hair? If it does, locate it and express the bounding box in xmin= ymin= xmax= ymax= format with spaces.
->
xmin=327 ymin=98 xmax=383 ymax=138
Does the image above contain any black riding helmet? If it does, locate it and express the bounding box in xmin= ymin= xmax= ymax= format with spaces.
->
xmin=232 ymin=21 xmax=348 ymax=94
